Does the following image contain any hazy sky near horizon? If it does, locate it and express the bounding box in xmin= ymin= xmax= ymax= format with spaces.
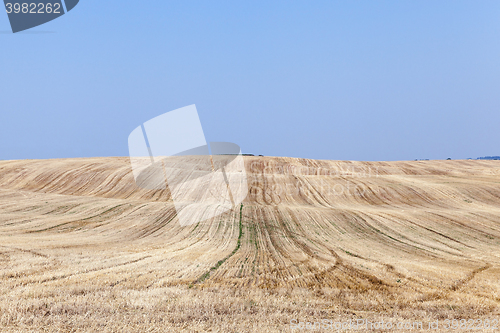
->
xmin=1 ymin=1 xmax=499 ymax=161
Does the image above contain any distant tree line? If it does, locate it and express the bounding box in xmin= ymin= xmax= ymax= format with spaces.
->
xmin=477 ymin=156 xmax=500 ymax=160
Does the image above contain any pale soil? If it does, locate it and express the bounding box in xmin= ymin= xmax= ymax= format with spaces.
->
xmin=0 ymin=157 xmax=499 ymax=332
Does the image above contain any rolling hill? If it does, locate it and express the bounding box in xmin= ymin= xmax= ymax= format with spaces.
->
xmin=1 ymin=157 xmax=499 ymax=332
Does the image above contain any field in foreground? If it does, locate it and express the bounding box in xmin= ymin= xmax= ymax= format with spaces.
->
xmin=0 ymin=156 xmax=499 ymax=332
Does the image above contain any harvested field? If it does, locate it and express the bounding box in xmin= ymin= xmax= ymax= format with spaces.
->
xmin=0 ymin=156 xmax=499 ymax=332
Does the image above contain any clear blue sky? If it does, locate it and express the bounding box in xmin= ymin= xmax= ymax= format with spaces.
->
xmin=1 ymin=1 xmax=499 ymax=161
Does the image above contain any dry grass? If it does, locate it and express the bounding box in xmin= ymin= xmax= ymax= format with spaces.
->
xmin=0 ymin=156 xmax=499 ymax=332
